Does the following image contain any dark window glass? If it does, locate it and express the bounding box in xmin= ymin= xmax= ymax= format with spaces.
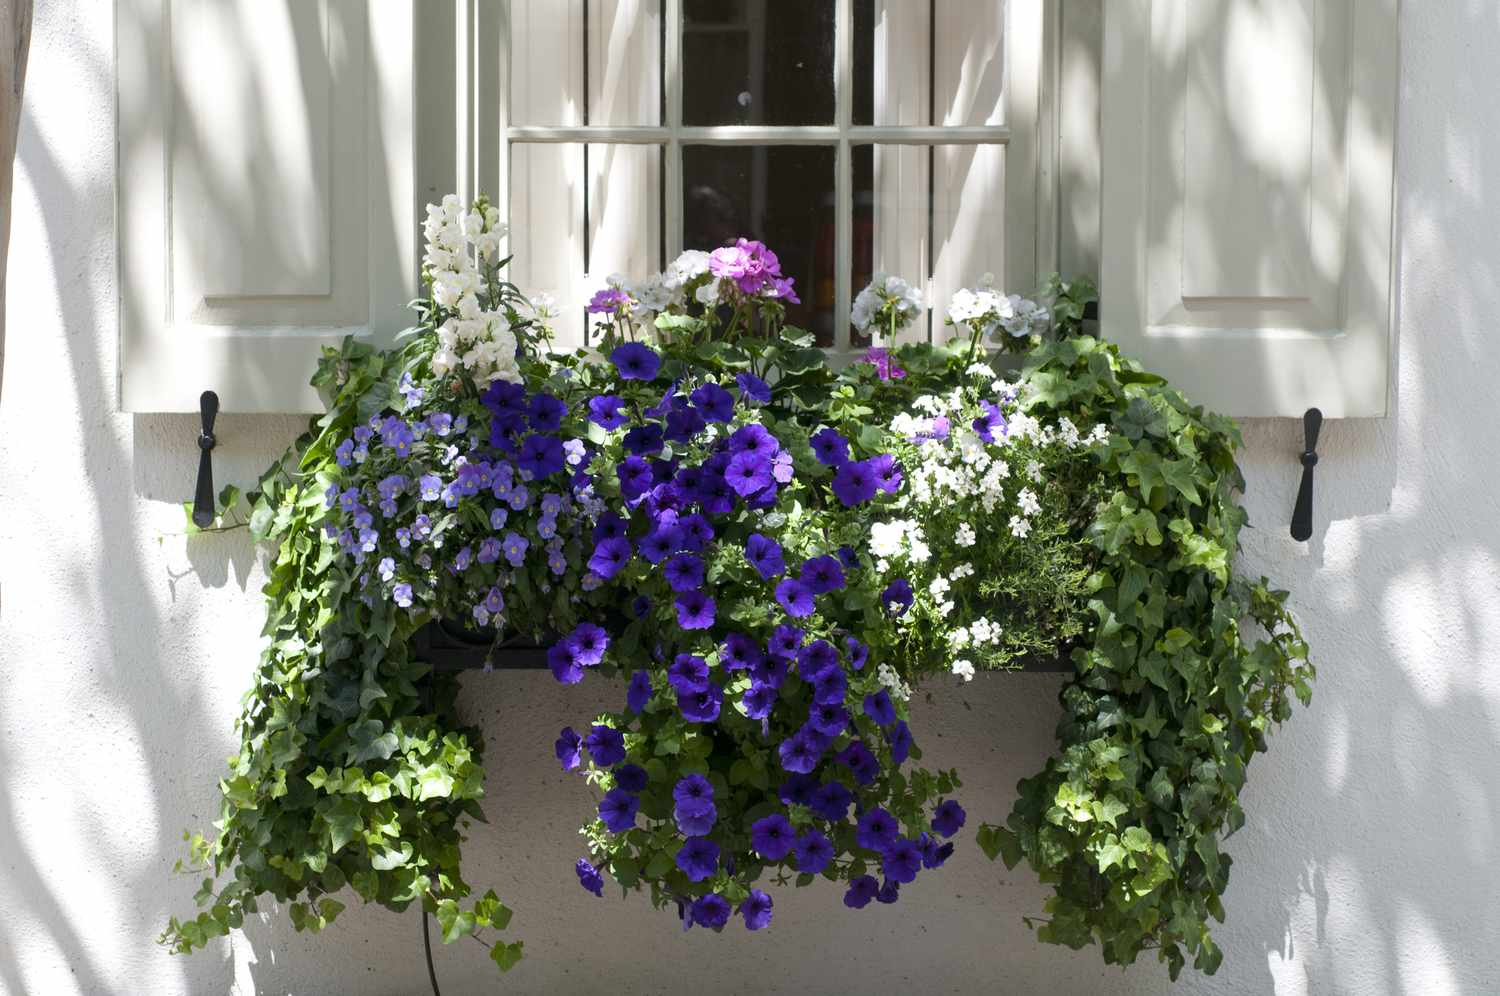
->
xmin=682 ymin=0 xmax=836 ymax=126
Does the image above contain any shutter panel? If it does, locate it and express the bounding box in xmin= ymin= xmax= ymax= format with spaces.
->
xmin=117 ymin=0 xmax=417 ymax=413
xmin=1099 ymin=0 xmax=1397 ymax=418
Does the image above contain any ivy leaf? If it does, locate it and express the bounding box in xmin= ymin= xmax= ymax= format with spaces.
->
xmin=490 ymin=940 xmax=524 ymax=973
xmin=323 ymin=799 xmax=363 ymax=854
xmin=349 ymin=720 xmax=400 ymax=764
xmin=1161 ymin=459 xmax=1202 ymax=506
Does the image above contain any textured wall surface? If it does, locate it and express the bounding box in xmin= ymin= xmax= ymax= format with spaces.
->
xmin=3 ymin=2 xmax=1497 ymax=994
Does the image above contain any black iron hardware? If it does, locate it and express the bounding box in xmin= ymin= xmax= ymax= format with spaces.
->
xmin=1290 ymin=407 xmax=1322 ymax=542
xmin=191 ymin=390 xmax=219 ymax=528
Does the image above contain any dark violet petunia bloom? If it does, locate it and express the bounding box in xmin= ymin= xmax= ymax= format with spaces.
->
xmin=615 ymin=764 xmax=649 ymax=793
xmin=675 ymin=590 xmax=717 ymax=630
xmin=668 ymin=654 xmax=710 ymax=695
xmin=869 ymin=453 xmax=904 ymax=494
xmin=528 ymin=393 xmax=568 ymax=431
xmin=588 ymin=537 xmax=633 ymax=580
xmin=729 ymin=423 xmax=778 ymax=457
xmin=617 ymin=455 xmax=654 ymax=500
xmin=598 ymin=788 xmax=639 ymax=833
xmin=778 ymin=774 xmax=819 ymax=807
xmin=845 ymin=637 xmax=869 ymax=671
xmin=737 ymin=372 xmax=772 ymax=403
xmin=548 ymin=642 xmax=584 ymax=685
xmin=774 ymin=578 xmax=816 ymax=618
xmin=800 ymin=555 xmax=846 ymax=595
xmin=519 ymin=434 xmax=566 ymax=478
xmin=750 ymin=655 xmax=789 ymax=690
xmin=676 ymin=837 xmax=720 ymax=883
xmin=810 ymin=667 xmax=847 ymax=707
xmin=921 ymin=833 xmax=956 ymax=870
xmin=794 ymin=829 xmax=835 ymax=875
xmin=588 ymin=394 xmax=628 ymax=430
xmin=674 ymin=797 xmax=717 ymax=837
xmin=838 ymin=740 xmax=881 ymax=786
xmin=856 ymin=807 xmax=901 ymax=852
xmin=626 ymin=670 xmax=653 ymax=713
xmin=837 ymin=545 xmax=860 ymax=569
xmin=810 ymin=780 xmax=853 ymax=822
xmin=932 ymin=799 xmax=967 ymax=838
xmin=555 ymin=727 xmax=582 ymax=771
xmin=739 ymin=889 xmax=773 ymax=931
xmin=690 ymin=382 xmax=736 ymax=423
xmin=889 ymin=720 xmax=913 ymax=766
xmin=768 ymin=625 xmax=803 ymax=659
xmin=678 ymin=514 xmax=715 ymax=550
xmin=881 ymin=578 xmax=915 ymax=616
xmin=622 ymin=423 xmax=665 ymax=456
xmin=778 ymin=731 xmax=823 ymax=774
xmin=611 ymin=342 xmax=662 ymax=381
xmin=744 ymin=533 xmax=786 ymax=580
xmin=742 ymin=683 xmax=776 ymax=721
xmin=663 ymin=553 xmax=706 ymax=593
xmin=678 ymin=684 xmax=723 ymax=723
xmin=882 ymin=838 xmax=923 ymax=885
xmin=877 ymin=879 xmax=901 ymax=905
xmin=864 ymin=689 xmax=897 ymax=728
xmin=674 ymin=774 xmax=714 ymax=804
xmin=808 ymin=701 xmax=849 ymax=737
xmin=796 ymin=640 xmax=838 ymax=681
xmin=691 ymin=893 xmax=732 ymax=929
xmin=721 ymin=633 xmax=763 ymax=671
xmin=565 ymin=622 xmax=610 ymax=669
xmin=831 ymin=459 xmax=879 ymax=506
xmin=844 ymin=875 xmax=880 ymax=909
xmin=750 ymin=814 xmax=796 ymax=861
xmin=593 ymin=512 xmax=629 ymax=541
xmin=726 ymin=450 xmax=774 ymax=497
xmin=810 ymin=428 xmax=850 ymax=467
xmin=972 ymin=400 xmax=1007 ymax=443
xmin=585 ymin=724 xmax=627 ymax=767
xmin=639 ymin=525 xmax=683 ymax=564
xmin=631 ymin=595 xmax=653 ymax=619
xmin=575 ymin=858 xmax=605 ymax=897
xmin=665 ymin=407 xmax=707 ymax=444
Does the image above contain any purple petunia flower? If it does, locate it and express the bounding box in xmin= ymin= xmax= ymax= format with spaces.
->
xmin=838 ymin=740 xmax=881 ymax=786
xmin=729 ymin=423 xmax=778 ymax=457
xmin=589 ymin=395 xmax=628 ymax=430
xmin=679 ymin=514 xmax=715 ymax=549
xmin=810 ymin=428 xmax=850 ymax=467
xmin=617 ymin=455 xmax=654 ymax=499
xmin=598 ymin=788 xmax=639 ymax=833
xmin=774 ymin=578 xmax=816 ymax=618
xmin=677 ymin=684 xmax=723 ymax=723
xmin=528 ymin=393 xmax=567 ymax=431
xmin=675 ymin=797 xmax=717 ymax=837
xmin=877 ymin=879 xmax=901 ymax=905
xmin=611 ymin=342 xmax=662 ymax=381
xmin=931 ymin=799 xmax=967 ymax=838
xmin=973 ymin=400 xmax=1007 ymax=443
xmin=626 ymin=670 xmax=653 ymax=713
xmin=668 ymin=654 xmax=710 ymax=695
xmin=689 ymin=383 xmax=735 ymax=423
xmin=744 ymin=533 xmax=785 ymax=580
xmin=881 ymin=578 xmax=914 ymax=616
xmin=622 ymin=424 xmax=665 ymax=456
xmin=769 ymin=625 xmax=803 ymax=659
xmin=519 ymin=434 xmax=566 ymax=478
xmin=547 ymin=642 xmax=584 ymax=685
xmin=575 ymin=858 xmax=605 ymax=897
xmin=676 ymin=837 xmax=720 ymax=883
xmin=869 ymin=453 xmax=904 ymax=494
xmin=856 ymin=807 xmax=901 ymax=852
xmin=921 ymin=833 xmax=956 ymax=869
xmin=691 ymin=893 xmax=732 ymax=929
xmin=750 ymin=655 xmax=788 ymax=690
xmin=794 ymin=829 xmax=835 ymax=874
xmin=742 ymin=683 xmax=777 ymax=720
xmin=778 ymin=731 xmax=823 ymax=774
xmin=811 ymin=667 xmax=847 ymax=706
xmin=808 ymin=701 xmax=848 ymax=737
xmin=864 ymin=689 xmax=897 ymax=728
xmin=674 ymin=774 xmax=713 ymax=804
xmin=889 ymin=720 xmax=913 ymax=765
xmin=810 ymin=780 xmax=853 ymax=822
xmin=565 ymin=622 xmax=609 ymax=668
xmin=639 ymin=525 xmax=683 ymax=564
xmin=831 ymin=459 xmax=879 ymax=506
xmin=800 ymin=555 xmax=846 ymax=595
xmin=750 ymin=814 xmax=796 ymax=861
xmin=844 ymin=875 xmax=880 ymax=909
xmin=615 ymin=764 xmax=649 ymax=793
xmin=797 ymin=640 xmax=838 ymax=680
xmin=845 ymin=636 xmax=869 ymax=670
xmin=721 ymin=633 xmax=763 ymax=671
xmin=882 ymin=838 xmax=924 ymax=884
xmin=737 ymin=372 xmax=772 ymax=403
xmin=585 ymin=724 xmax=626 ymax=767
xmin=779 ymin=774 xmax=819 ymax=807
xmin=675 ymin=590 xmax=717 ymax=630
xmin=739 ymin=889 xmax=773 ymax=931
xmin=663 ymin=553 xmax=706 ymax=593
xmin=555 ymin=727 xmax=582 ymax=771
xmin=588 ymin=537 xmax=633 ymax=580
xmin=725 ymin=450 xmax=773 ymax=497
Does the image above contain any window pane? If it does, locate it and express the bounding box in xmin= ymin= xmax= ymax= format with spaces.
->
xmin=853 ymin=144 xmax=1006 ymax=345
xmin=683 ymin=145 xmax=834 ymax=340
xmin=509 ymin=143 xmax=663 ymax=348
xmin=511 ymin=0 xmax=661 ymax=126
xmin=853 ymin=1 xmax=1006 ymax=127
xmin=683 ymin=0 xmax=835 ymax=126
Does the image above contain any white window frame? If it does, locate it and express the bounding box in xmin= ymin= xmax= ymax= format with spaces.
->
xmin=482 ymin=0 xmax=1052 ymax=356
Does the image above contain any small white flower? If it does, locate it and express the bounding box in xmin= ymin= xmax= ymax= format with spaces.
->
xmin=952 ymin=658 xmax=976 ymax=682
xmin=1026 ymin=460 xmax=1043 ymax=483
xmin=954 ymin=523 xmax=977 ymax=547
xmin=1017 ymin=487 xmax=1041 ymax=517
xmin=1009 ymin=515 xmax=1032 ymax=539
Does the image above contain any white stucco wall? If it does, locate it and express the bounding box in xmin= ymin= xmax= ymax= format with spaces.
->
xmin=2 ymin=3 xmax=1495 ymax=993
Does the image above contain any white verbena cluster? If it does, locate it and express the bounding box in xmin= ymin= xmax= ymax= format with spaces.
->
xmin=947 ymin=273 xmax=1050 ymax=340
xmin=423 ymin=195 xmax=522 ymax=385
xmin=852 ymin=273 xmax=925 ymax=340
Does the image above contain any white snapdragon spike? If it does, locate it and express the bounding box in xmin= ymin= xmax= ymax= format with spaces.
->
xmin=420 ymin=196 xmax=519 ymax=384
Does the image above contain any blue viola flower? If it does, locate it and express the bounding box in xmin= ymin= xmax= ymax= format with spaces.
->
xmin=800 ymin=555 xmax=846 ymax=594
xmin=810 ymin=428 xmax=850 ymax=467
xmin=575 ymin=858 xmax=605 ymax=897
xmin=739 ymin=889 xmax=773 ymax=931
xmin=690 ymin=382 xmax=735 ymax=423
xmin=668 ymin=654 xmax=710 ymax=695
xmin=614 ymin=764 xmax=649 ymax=793
xmin=392 ymin=583 xmax=414 ymax=608
xmin=844 ymin=875 xmax=879 ymax=909
xmin=744 ymin=533 xmax=785 ymax=580
xmin=831 ymin=459 xmax=879 ymax=506
xmin=774 ymin=578 xmax=815 ymax=618
xmin=864 ymin=689 xmax=897 ymax=728
xmin=598 ymin=788 xmax=639 ymax=833
xmin=856 ymin=807 xmax=900 ymax=851
xmin=584 ymin=724 xmax=626 ymax=767
xmin=674 ymin=590 xmax=717 ymax=630
xmin=611 ymin=342 xmax=662 ymax=380
xmin=626 ymin=670 xmax=653 ymax=713
xmin=794 ymin=829 xmax=834 ymax=874
xmin=932 ymin=799 xmax=967 ymax=838
xmin=690 ymin=893 xmax=731 ymax=929
xmin=589 ymin=395 xmax=628 ymax=430
xmin=736 ymin=372 xmax=771 ymax=403
xmin=675 ymin=837 xmax=720 ymax=883
xmin=750 ymin=814 xmax=796 ymax=861
xmin=882 ymin=838 xmax=923 ymax=884
xmin=555 ymin=727 xmax=582 ymax=771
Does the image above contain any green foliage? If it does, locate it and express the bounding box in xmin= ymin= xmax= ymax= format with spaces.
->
xmin=159 ymin=335 xmax=522 ymax=973
xmin=972 ymin=335 xmax=1313 ymax=979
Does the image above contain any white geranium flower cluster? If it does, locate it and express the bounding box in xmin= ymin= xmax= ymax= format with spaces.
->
xmin=946 ymin=273 xmax=1050 ymax=341
xmin=876 ymin=662 xmax=913 ymax=701
xmin=423 ymin=195 xmax=522 ymax=385
xmin=851 ymin=273 xmax=925 ymax=341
